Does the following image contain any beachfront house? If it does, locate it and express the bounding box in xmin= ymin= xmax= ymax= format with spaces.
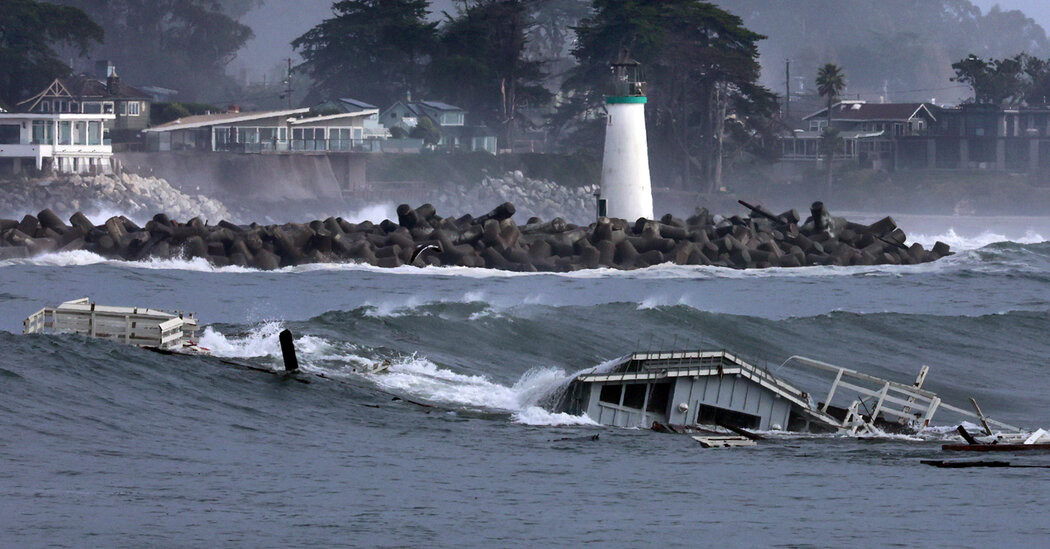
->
xmin=17 ymin=63 xmax=152 ymax=143
xmin=779 ymin=101 xmax=938 ymax=168
xmin=144 ymin=108 xmax=307 ymax=152
xmin=143 ymin=106 xmax=381 ymax=153
xmin=0 ymin=112 xmax=115 ymax=175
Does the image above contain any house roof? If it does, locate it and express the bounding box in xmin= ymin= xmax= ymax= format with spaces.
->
xmin=0 ymin=112 xmax=115 ymax=121
xmin=64 ymin=75 xmax=151 ymax=100
xmin=804 ymin=101 xmax=937 ymax=122
xmin=289 ymin=109 xmax=380 ymax=125
xmin=144 ymin=108 xmax=310 ymax=132
xmin=17 ymin=75 xmax=152 ymax=111
xmin=784 ymin=129 xmax=886 ymax=140
xmin=338 ymin=98 xmax=377 ymax=110
xmin=417 ymin=101 xmax=463 ymax=112
xmin=380 ymin=100 xmax=423 ymax=118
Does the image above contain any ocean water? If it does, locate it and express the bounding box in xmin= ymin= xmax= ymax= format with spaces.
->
xmin=2 ymin=221 xmax=1049 ymax=547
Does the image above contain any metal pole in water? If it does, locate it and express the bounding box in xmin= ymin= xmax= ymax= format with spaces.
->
xmin=279 ymin=329 xmax=300 ymax=372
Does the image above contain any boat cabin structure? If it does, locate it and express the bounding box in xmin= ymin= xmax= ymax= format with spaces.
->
xmin=563 ymin=350 xmax=1022 ymax=437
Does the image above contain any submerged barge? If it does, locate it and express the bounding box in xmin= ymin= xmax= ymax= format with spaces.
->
xmin=562 ymin=350 xmax=1024 ymax=437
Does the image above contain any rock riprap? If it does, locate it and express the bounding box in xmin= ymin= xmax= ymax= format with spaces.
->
xmin=0 ymin=173 xmax=233 ymax=224
xmin=0 ymin=201 xmax=951 ymax=270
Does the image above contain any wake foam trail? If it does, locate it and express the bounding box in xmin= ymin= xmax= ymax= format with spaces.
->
xmin=199 ymin=322 xmax=596 ymax=426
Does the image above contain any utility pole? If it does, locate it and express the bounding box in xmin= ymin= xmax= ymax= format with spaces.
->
xmin=281 ymin=58 xmax=294 ymax=109
xmin=785 ymin=59 xmax=791 ymax=122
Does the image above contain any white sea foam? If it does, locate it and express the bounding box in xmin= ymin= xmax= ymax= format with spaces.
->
xmin=84 ymin=205 xmax=150 ymax=227
xmin=909 ymin=228 xmax=1046 ymax=250
xmin=341 ymin=203 xmax=397 ymax=224
xmin=200 ymin=322 xmax=597 ymax=426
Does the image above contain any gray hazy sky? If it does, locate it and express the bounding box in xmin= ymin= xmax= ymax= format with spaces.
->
xmin=971 ymin=0 xmax=1050 ymax=30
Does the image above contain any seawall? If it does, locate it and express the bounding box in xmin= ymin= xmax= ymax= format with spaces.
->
xmin=116 ymin=152 xmax=362 ymax=219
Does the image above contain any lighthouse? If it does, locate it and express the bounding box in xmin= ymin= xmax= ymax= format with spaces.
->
xmin=597 ymin=51 xmax=653 ymax=222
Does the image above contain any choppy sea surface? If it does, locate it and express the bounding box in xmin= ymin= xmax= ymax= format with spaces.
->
xmin=2 ymin=217 xmax=1049 ymax=547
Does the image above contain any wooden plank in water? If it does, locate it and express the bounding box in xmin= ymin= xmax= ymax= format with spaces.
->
xmin=942 ymin=443 xmax=1050 ymax=452
xmin=922 ymin=460 xmax=1011 ymax=468
xmin=692 ymin=435 xmax=756 ymax=448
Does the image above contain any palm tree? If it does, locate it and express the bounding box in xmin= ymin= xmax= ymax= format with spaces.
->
xmin=816 ymin=63 xmax=846 ymax=195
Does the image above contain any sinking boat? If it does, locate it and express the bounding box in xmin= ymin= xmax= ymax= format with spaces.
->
xmin=561 ymin=350 xmax=1031 ymax=441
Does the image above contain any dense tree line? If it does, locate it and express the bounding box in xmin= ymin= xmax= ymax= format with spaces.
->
xmin=952 ymin=53 xmax=1050 ymax=106
xmin=721 ymin=0 xmax=1050 ymax=104
xmin=48 ymin=0 xmax=254 ymax=101
xmin=0 ymin=0 xmax=102 ymax=109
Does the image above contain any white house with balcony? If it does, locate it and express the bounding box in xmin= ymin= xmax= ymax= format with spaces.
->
xmin=143 ymin=107 xmax=380 ymax=153
xmin=0 ymin=112 xmax=115 ymax=174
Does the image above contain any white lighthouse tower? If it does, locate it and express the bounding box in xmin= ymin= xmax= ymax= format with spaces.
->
xmin=597 ymin=51 xmax=653 ymax=221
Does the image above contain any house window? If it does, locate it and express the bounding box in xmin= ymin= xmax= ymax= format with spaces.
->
xmin=331 ymin=128 xmax=351 ymax=150
xmin=31 ymin=121 xmax=52 ymax=144
xmin=236 ymin=127 xmax=259 ymax=144
xmin=214 ymin=127 xmax=232 ymax=150
xmin=103 ymin=102 xmax=114 ymax=114
xmin=87 ymin=121 xmax=102 ymax=146
xmin=41 ymin=102 xmax=50 ymax=113
xmin=74 ymin=122 xmax=87 ymax=145
xmin=59 ymin=121 xmax=72 ymax=145
xmin=622 ymin=384 xmax=647 ymax=409
xmin=82 ymin=102 xmax=103 ymax=114
xmin=128 ymin=102 xmax=141 ymax=116
xmin=69 ymin=101 xmax=78 ymax=113
xmin=291 ymin=127 xmax=325 ymax=150
xmin=278 ymin=127 xmax=287 ymax=142
xmin=0 ymin=125 xmax=19 ymax=145
xmin=599 ymin=384 xmax=622 ymax=404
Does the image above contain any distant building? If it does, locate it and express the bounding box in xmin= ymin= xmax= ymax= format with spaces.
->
xmin=143 ymin=106 xmax=380 ymax=153
xmin=379 ymin=98 xmax=496 ymax=153
xmin=779 ymin=101 xmax=938 ymax=169
xmin=288 ymin=109 xmax=380 ymax=151
xmin=313 ymin=98 xmax=389 ymax=140
xmin=17 ymin=64 xmax=152 ymax=140
xmin=777 ymin=100 xmax=1050 ymax=179
xmin=0 ymin=112 xmax=115 ymax=174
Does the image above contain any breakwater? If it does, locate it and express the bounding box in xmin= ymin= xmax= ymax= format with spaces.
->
xmin=0 ymin=201 xmax=950 ymax=270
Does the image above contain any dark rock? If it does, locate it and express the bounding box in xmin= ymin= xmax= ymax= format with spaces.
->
xmin=17 ymin=215 xmax=39 ymax=237
xmin=37 ymin=209 xmax=67 ymax=232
